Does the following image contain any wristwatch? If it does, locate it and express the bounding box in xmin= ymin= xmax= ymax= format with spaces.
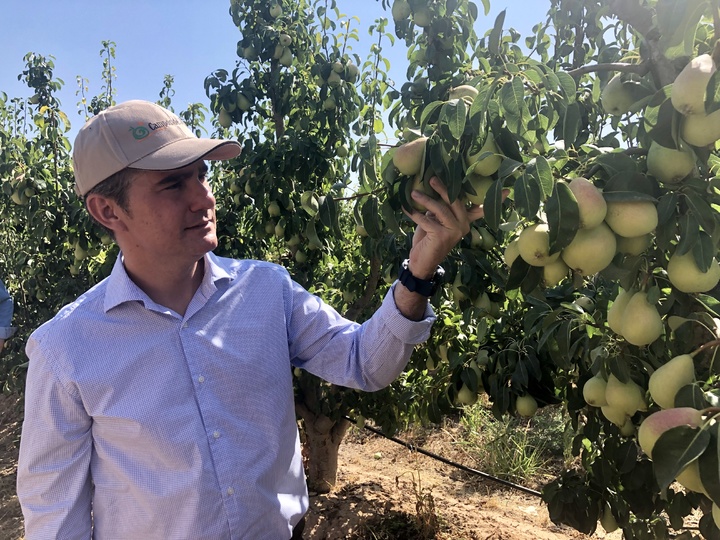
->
xmin=398 ymin=259 xmax=445 ymax=297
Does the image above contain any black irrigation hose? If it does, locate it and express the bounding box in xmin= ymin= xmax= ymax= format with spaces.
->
xmin=344 ymin=415 xmax=543 ymax=497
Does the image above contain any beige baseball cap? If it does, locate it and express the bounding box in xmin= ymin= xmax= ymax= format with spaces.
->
xmin=72 ymin=99 xmax=241 ymax=196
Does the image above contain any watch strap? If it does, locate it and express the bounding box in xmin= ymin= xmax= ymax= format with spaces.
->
xmin=398 ymin=259 xmax=445 ymax=297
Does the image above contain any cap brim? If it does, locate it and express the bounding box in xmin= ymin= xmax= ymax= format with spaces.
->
xmin=130 ymin=139 xmax=241 ymax=171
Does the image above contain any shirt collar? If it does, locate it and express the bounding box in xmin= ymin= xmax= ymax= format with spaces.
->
xmin=103 ymin=251 xmax=232 ymax=313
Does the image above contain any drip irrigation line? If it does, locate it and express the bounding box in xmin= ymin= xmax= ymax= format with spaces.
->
xmin=344 ymin=415 xmax=542 ymax=497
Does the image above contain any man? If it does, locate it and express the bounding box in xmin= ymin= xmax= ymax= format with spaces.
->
xmin=0 ymin=279 xmax=16 ymax=351
xmin=17 ymin=100 xmax=490 ymax=539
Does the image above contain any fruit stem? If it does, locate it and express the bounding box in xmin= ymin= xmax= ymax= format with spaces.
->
xmin=690 ymin=338 xmax=720 ymax=358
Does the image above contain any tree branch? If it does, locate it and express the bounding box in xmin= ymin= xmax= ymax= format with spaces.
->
xmin=567 ymin=62 xmax=650 ymax=79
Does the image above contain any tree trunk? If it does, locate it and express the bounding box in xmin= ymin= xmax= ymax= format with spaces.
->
xmin=296 ymin=402 xmax=351 ymax=493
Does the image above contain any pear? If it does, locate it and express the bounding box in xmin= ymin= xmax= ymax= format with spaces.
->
xmin=516 ymin=394 xmax=538 ymax=417
xmin=619 ymin=417 xmax=636 ymax=437
xmin=561 ymin=223 xmax=616 ymax=276
xmin=456 ymin=383 xmax=478 ymax=406
xmin=466 ymin=133 xmax=502 ymax=176
xmin=582 ymin=374 xmax=608 ymax=407
xmin=681 ymin=109 xmax=720 ymax=147
xmin=517 ymin=224 xmax=561 ymax=267
xmin=607 ymin=287 xmax=634 ymax=335
xmin=605 ymin=374 xmax=647 ymax=416
xmin=393 ymin=137 xmax=427 ymax=176
xmin=676 ymin=461 xmax=708 ymax=494
xmin=449 ymin=84 xmax=479 ymax=103
xmin=218 ymin=108 xmax=233 ymax=128
xmin=616 ymin=233 xmax=652 ymax=256
xmin=646 ymin=141 xmax=695 ymax=184
xmin=464 ymin=175 xmax=493 ymax=205
xmin=601 ymin=74 xmax=639 ymax=116
xmin=637 ymin=407 xmax=704 ymax=457
xmin=601 ymin=405 xmax=629 ymax=427
xmin=412 ymin=7 xmax=432 ymax=27
xmin=671 ymin=54 xmax=716 ymax=115
xmin=648 ymin=354 xmax=695 ymax=409
xmin=451 ymin=273 xmax=467 ymax=304
xmin=667 ymin=251 xmax=720 ymax=293
xmin=600 ymin=504 xmax=619 ymax=533
xmin=713 ymin=503 xmax=720 ymax=528
xmin=605 ymin=200 xmax=658 ymax=238
xmin=568 ymin=177 xmax=607 ymax=228
xmin=504 ymin=238 xmax=521 ymax=267
xmin=391 ymin=0 xmax=411 ymax=21
xmin=404 ymin=173 xmax=439 ymax=212
xmin=542 ymin=258 xmax=570 ymax=287
xmin=620 ymin=291 xmax=663 ymax=346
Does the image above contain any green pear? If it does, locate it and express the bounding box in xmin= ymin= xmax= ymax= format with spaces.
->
xmin=278 ymin=48 xmax=293 ymax=67
xmin=449 ymin=84 xmax=478 ymax=105
xmin=327 ymin=71 xmax=342 ymax=87
xmin=412 ymin=7 xmax=432 ymax=27
xmin=560 ymin=222 xmax=616 ymax=276
xmin=601 ymin=73 xmax=638 ymax=116
xmin=607 ymin=287 xmax=634 ymax=335
xmin=601 ymin=405 xmax=628 ymax=427
xmin=456 ymin=383 xmax=478 ymax=406
xmin=568 ymin=177 xmax=607 ymax=228
xmin=393 ymin=137 xmax=427 ymax=176
xmin=391 ymin=0 xmax=411 ymax=21
xmin=637 ymin=407 xmax=704 ymax=457
xmin=504 ymin=238 xmax=521 ymax=268
xmin=619 ymin=417 xmax=636 ymax=437
xmin=582 ymin=374 xmax=608 ymax=407
xmin=465 ymin=133 xmax=502 ymax=176
xmin=404 ymin=173 xmax=439 ymax=212
xmin=464 ymin=175 xmax=493 ymax=205
xmin=671 ymin=53 xmax=716 ymax=115
xmin=542 ymin=258 xmax=570 ymax=287
xmin=600 ymin=504 xmax=619 ymax=533
xmin=218 ymin=107 xmax=233 ymax=128
xmin=682 ymin=109 xmax=720 ymax=147
xmin=676 ymin=461 xmax=708 ymax=495
xmin=451 ymin=273 xmax=467 ymax=304
xmin=516 ymin=394 xmax=538 ymax=417
xmin=616 ymin=233 xmax=652 ymax=256
xmin=517 ymin=223 xmax=561 ymax=267
xmin=620 ymin=292 xmax=663 ymax=346
xmin=667 ymin=250 xmax=720 ymax=293
xmin=646 ymin=141 xmax=695 ymax=184
xmin=605 ymin=200 xmax=658 ymax=238
xmin=605 ymin=374 xmax=647 ymax=416
xmin=713 ymin=503 xmax=720 ymax=528
xmin=648 ymin=354 xmax=695 ymax=409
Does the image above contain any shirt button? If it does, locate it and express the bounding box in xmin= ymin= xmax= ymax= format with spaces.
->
xmin=198 ymin=375 xmax=205 ymax=383
xmin=213 ymin=430 xmax=221 ymax=439
xmin=227 ymin=487 xmax=234 ymax=495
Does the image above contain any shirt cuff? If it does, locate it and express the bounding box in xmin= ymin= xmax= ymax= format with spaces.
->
xmin=0 ymin=327 xmax=17 ymax=339
xmin=379 ymin=282 xmax=436 ymax=344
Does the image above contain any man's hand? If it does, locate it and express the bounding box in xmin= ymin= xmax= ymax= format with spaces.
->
xmin=394 ymin=176 xmax=508 ymax=320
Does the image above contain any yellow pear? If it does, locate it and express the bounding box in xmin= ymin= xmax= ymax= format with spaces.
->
xmin=601 ymin=74 xmax=638 ymax=116
xmin=638 ymin=407 xmax=704 ymax=457
xmin=605 ymin=374 xmax=647 ymax=416
xmin=504 ymin=238 xmax=521 ymax=267
xmin=671 ymin=54 xmax=716 ymax=115
xmin=648 ymin=354 xmax=695 ymax=409
xmin=451 ymin=273 xmax=467 ymax=304
xmin=465 ymin=133 xmax=502 ymax=176
xmin=646 ymin=141 xmax=695 ymax=184
xmin=568 ymin=177 xmax=607 ymax=228
xmin=619 ymin=417 xmax=636 ymax=437
xmin=676 ymin=461 xmax=708 ymax=494
xmin=561 ymin=223 xmax=616 ymax=276
xmin=681 ymin=109 xmax=720 ymax=147
xmin=605 ymin=200 xmax=658 ymax=238
xmin=542 ymin=258 xmax=570 ymax=287
xmin=393 ymin=137 xmax=427 ymax=176
xmin=616 ymin=233 xmax=652 ymax=256
xmin=582 ymin=374 xmax=608 ymax=407
xmin=667 ymin=251 xmax=720 ymax=293
xmin=517 ymin=224 xmax=561 ymax=267
xmin=456 ymin=383 xmax=478 ymax=406
xmin=607 ymin=287 xmax=634 ymax=335
xmin=449 ymin=84 xmax=479 ymax=103
xmin=620 ymin=291 xmax=663 ymax=346
xmin=464 ymin=175 xmax=493 ymax=205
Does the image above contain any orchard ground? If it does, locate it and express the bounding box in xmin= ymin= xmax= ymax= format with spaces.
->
xmin=0 ymin=392 xmax=625 ymax=540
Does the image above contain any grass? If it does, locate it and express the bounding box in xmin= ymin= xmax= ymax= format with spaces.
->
xmin=455 ymin=400 xmax=570 ymax=488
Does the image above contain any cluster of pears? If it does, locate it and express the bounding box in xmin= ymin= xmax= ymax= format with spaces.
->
xmin=607 ymin=287 xmax=663 ymax=346
xmin=582 ymin=372 xmax=647 ymax=436
xmin=505 ymin=177 xmax=658 ymax=287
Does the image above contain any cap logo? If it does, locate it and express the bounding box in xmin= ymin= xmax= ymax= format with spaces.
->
xmin=129 ymin=117 xmax=184 ymax=140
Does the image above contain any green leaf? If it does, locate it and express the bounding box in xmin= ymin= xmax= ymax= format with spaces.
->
xmin=556 ymin=72 xmax=577 ymax=104
xmin=440 ymin=98 xmax=467 ymax=142
xmin=693 ymin=230 xmax=716 ymax=272
xmin=514 ymin=172 xmax=541 ymax=219
xmin=545 ymin=181 xmax=580 ymax=254
xmin=319 ymin=194 xmax=341 ymax=236
xmin=706 ymin=70 xmax=720 ymax=115
xmin=482 ymin=178 xmax=504 ymax=231
xmin=561 ymin=102 xmax=580 ymax=147
xmin=488 ymin=10 xmax=506 ymax=56
xmin=506 ymin=255 xmax=531 ymax=291
xmin=499 ymin=76 xmax=526 ymax=134
xmin=381 ymin=199 xmax=402 ymax=236
xmin=652 ymin=425 xmax=711 ymax=492
xmin=676 ymin=212 xmax=699 ymax=256
xmin=657 ymin=0 xmax=710 ymax=59
xmin=419 ymin=100 xmax=445 ymax=132
xmin=644 ymin=85 xmax=676 ymax=148
xmin=531 ymin=156 xmax=554 ymax=199
xmin=684 ymin=191 xmax=718 ymax=235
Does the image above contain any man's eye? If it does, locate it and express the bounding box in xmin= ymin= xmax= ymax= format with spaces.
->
xmin=165 ymin=182 xmax=182 ymax=190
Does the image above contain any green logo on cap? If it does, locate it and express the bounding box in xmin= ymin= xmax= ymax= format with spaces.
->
xmin=129 ymin=126 xmax=150 ymax=140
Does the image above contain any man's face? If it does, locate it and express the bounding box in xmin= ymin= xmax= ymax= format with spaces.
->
xmin=116 ymin=160 xmax=218 ymax=267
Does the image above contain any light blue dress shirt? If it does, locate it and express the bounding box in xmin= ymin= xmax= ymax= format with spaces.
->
xmin=17 ymin=252 xmax=434 ymax=539
xmin=0 ymin=279 xmax=16 ymax=339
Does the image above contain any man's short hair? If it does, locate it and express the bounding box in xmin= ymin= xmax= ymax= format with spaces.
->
xmin=84 ymin=168 xmax=139 ymax=235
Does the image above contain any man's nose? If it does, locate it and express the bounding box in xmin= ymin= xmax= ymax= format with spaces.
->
xmin=190 ymin=178 xmax=216 ymax=211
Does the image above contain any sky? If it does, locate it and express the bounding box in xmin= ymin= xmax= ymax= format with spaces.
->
xmin=1 ymin=0 xmax=549 ymax=141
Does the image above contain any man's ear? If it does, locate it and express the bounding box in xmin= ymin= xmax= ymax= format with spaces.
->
xmin=85 ymin=194 xmax=128 ymax=234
